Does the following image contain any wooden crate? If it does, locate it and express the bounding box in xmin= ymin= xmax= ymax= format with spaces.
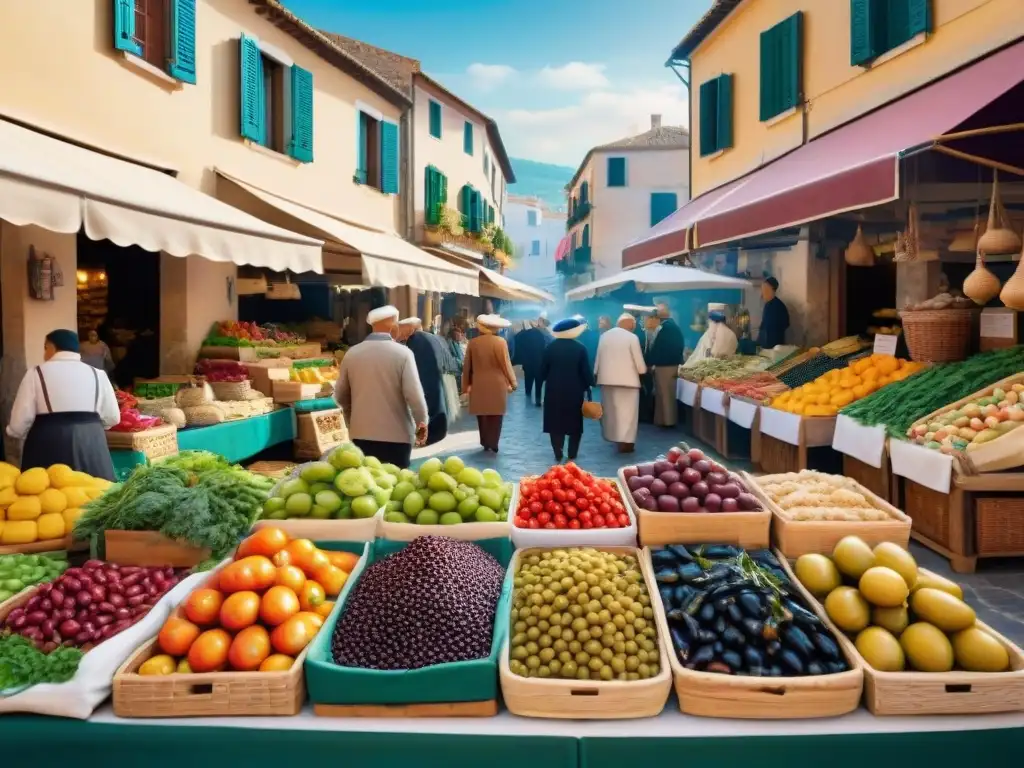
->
xmin=251 ymin=512 xmax=381 ymax=544
xmin=743 ymin=471 xmax=911 ymax=558
xmin=617 ymin=469 xmax=769 ymax=549
xmin=649 ymin=548 xmax=864 ymax=719
xmin=104 ymin=530 xmax=210 ymax=568
xmin=199 ymin=343 xmax=322 ymax=362
xmin=755 ymin=409 xmax=838 ymax=474
xmin=692 ymin=406 xmax=720 ymax=453
xmin=778 ymin=558 xmax=1024 ymax=716
xmin=0 ymin=535 xmax=86 ymax=557
xmin=272 ymin=381 xmax=320 ymax=404
xmin=499 ymin=546 xmax=672 ymax=719
xmin=104 ymin=424 xmax=179 ymax=461
xmin=295 ymin=408 xmax=347 ymax=460
xmin=842 ymin=452 xmax=894 ymax=504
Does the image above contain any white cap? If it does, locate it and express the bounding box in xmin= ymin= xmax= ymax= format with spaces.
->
xmin=708 ymin=302 xmax=727 ymax=312
xmin=623 ymin=304 xmax=657 ymax=314
xmin=366 ymin=305 xmax=399 ymax=325
xmin=617 ymin=312 xmax=635 ymax=324
xmin=398 ymin=317 xmax=422 ymax=327
xmin=478 ymin=313 xmax=511 ymax=328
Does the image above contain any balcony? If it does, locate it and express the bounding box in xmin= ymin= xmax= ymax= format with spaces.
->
xmin=566 ymin=200 xmax=592 ymax=230
xmin=556 ymin=246 xmax=592 ymax=276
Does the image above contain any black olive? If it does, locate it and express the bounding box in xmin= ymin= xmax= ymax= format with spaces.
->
xmin=779 ymin=649 xmax=805 ymax=676
xmin=807 ymin=661 xmax=825 ymax=676
xmin=737 ymin=592 xmax=765 ymax=618
xmin=721 ymin=649 xmax=743 ymax=672
xmin=810 ymin=631 xmax=841 ymax=660
xmin=691 ymin=644 xmax=715 ymax=667
xmin=721 ymin=626 xmax=745 ymax=648
xmin=655 ymin=568 xmax=680 ymax=584
xmin=781 ymin=625 xmax=816 ymax=657
xmin=651 ymin=549 xmax=678 ymax=568
xmin=726 ymin=602 xmax=744 ymax=624
xmin=699 ymin=603 xmax=716 ymax=623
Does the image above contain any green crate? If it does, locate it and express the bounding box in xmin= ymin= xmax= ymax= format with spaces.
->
xmin=304 ymin=536 xmax=513 ymax=706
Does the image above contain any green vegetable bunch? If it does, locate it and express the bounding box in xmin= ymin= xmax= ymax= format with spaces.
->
xmin=0 ymin=554 xmax=67 ymax=603
xmin=0 ymin=633 xmax=83 ymax=690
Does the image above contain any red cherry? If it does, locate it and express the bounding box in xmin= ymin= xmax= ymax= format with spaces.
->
xmin=514 ymin=517 xmax=528 ymax=528
xmin=564 ymin=504 xmax=578 ymax=519
xmin=592 ymin=514 xmax=606 ymax=528
xmin=537 ymin=511 xmax=552 ymax=525
xmin=528 ymin=501 xmax=542 ymax=515
xmin=568 ymin=519 xmax=581 ymax=529
xmin=582 ymin=520 xmax=593 ymax=529
xmin=528 ymin=518 xmax=540 ymax=529
xmin=577 ymin=498 xmax=590 ymax=510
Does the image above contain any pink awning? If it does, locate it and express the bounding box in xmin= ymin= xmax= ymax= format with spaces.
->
xmin=554 ymin=235 xmax=571 ymax=262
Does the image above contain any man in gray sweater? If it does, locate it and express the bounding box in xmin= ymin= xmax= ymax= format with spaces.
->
xmin=334 ymin=305 xmax=428 ymax=469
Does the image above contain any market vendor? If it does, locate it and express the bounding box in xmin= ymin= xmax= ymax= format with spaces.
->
xmin=7 ymin=329 xmax=120 ymax=480
xmin=645 ymin=304 xmax=685 ymax=428
xmin=757 ymin=276 xmax=790 ymax=350
xmin=683 ymin=303 xmax=738 ymax=369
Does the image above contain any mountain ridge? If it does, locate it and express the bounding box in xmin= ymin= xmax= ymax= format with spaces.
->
xmin=508 ymin=157 xmax=573 ymax=211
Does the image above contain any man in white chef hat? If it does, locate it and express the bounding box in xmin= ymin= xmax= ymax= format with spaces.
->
xmin=333 ymin=305 xmax=428 ymax=468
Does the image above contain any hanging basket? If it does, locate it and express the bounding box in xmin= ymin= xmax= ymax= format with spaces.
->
xmin=899 ymin=308 xmax=978 ymax=363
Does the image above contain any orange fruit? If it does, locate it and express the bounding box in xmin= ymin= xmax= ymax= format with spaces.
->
xmin=219 ymin=556 xmax=277 ymax=593
xmin=183 ymin=588 xmax=225 ymax=626
xmin=270 ymin=614 xmax=316 ymax=656
xmin=298 ymin=580 xmax=326 ymax=612
xmin=259 ymin=654 xmax=294 ymax=672
xmin=275 ymin=565 xmax=306 ymax=593
xmin=312 ymin=564 xmax=348 ymax=597
xmin=295 ymin=611 xmax=324 ymax=631
xmin=228 ymin=625 xmax=272 ymax=671
xmin=259 ymin=585 xmax=300 ymax=626
xmin=237 ymin=527 xmax=290 ymax=559
xmin=187 ymin=628 xmax=232 ymax=673
xmin=219 ymin=590 xmax=261 ymax=631
xmin=158 ymin=617 xmax=201 ymax=657
xmin=274 ymin=539 xmax=317 ymax=571
xmin=316 ymin=600 xmax=335 ymax=618
xmin=326 ymin=550 xmax=359 ymax=573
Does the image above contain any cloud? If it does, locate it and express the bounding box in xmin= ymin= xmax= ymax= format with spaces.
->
xmin=536 ymin=62 xmax=609 ymax=91
xmin=496 ymin=84 xmax=689 ymax=165
xmin=466 ymin=63 xmax=517 ymax=91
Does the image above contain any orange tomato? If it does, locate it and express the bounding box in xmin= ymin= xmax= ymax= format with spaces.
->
xmin=295 ymin=611 xmax=325 ymax=630
xmin=298 ymin=580 xmax=326 ymax=612
xmin=326 ymin=550 xmax=359 ymax=573
xmin=304 ymin=549 xmax=331 ymax=576
xmin=312 ymin=564 xmax=348 ymax=597
xmin=237 ymin=527 xmax=290 ymax=559
xmin=158 ymin=617 xmax=201 ymax=656
xmin=273 ymin=539 xmax=317 ymax=570
xmin=219 ymin=590 xmax=261 ymax=631
xmin=274 ymin=565 xmax=306 ymax=593
xmin=316 ymin=600 xmax=335 ymax=618
xmin=219 ymin=556 xmax=277 ymax=593
xmin=259 ymin=654 xmax=294 ymax=672
xmin=259 ymin=585 xmax=300 ymax=626
xmin=227 ymin=625 xmax=272 ymax=671
xmin=184 ymin=588 xmax=225 ymax=626
xmin=270 ymin=614 xmax=316 ymax=656
xmin=187 ymin=628 xmax=232 ymax=672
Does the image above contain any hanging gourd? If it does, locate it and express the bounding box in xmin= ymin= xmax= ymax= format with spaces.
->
xmin=844 ymin=223 xmax=874 ymax=267
xmin=962 ymin=249 xmax=1002 ymax=305
xmin=977 ymin=171 xmax=1021 ymax=255
xmin=999 ymin=238 xmax=1024 ymax=310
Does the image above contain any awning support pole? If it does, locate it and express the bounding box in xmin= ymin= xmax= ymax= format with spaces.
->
xmin=934 ymin=122 xmax=1024 ymax=143
xmin=932 ymin=145 xmax=1024 ymax=178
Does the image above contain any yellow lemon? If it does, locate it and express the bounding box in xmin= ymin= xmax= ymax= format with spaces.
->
xmin=36 ymin=512 xmax=65 ymax=541
xmin=38 ymin=488 xmax=68 ymax=515
xmin=7 ymin=496 xmax=41 ymax=521
xmin=62 ymin=507 xmax=83 ymax=531
xmin=0 ymin=486 xmax=17 ymax=509
xmin=85 ymin=487 xmax=105 ymax=500
xmin=68 ymin=471 xmax=93 ymax=487
xmin=61 ymin=486 xmax=91 ymax=508
xmin=47 ymin=464 xmax=76 ymax=489
xmin=15 ymin=467 xmax=50 ymax=496
xmin=0 ymin=520 xmax=36 ymax=545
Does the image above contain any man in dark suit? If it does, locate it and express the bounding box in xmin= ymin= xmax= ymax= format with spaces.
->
xmin=513 ymin=315 xmax=552 ymax=406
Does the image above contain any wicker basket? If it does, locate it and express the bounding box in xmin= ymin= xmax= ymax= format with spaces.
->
xmin=899 ymin=308 xmax=977 ymax=363
xmin=247 ymin=460 xmax=297 ymax=479
xmin=105 ymin=424 xmax=179 ymax=460
xmin=210 ymin=380 xmax=252 ymax=401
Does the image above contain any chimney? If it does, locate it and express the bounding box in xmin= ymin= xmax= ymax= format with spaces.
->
xmin=651 ymin=114 xmax=662 ymax=130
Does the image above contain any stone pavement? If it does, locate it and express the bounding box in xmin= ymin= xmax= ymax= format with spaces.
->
xmin=412 ymin=376 xmax=1024 ymax=645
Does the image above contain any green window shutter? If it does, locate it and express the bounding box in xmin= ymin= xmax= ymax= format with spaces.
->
xmin=355 ymin=113 xmax=367 ymax=183
xmin=463 ymin=122 xmax=473 ymax=155
xmin=716 ymin=74 xmax=734 ymax=152
xmin=759 ymin=28 xmax=774 ymax=122
xmin=698 ymin=79 xmax=718 ymax=156
xmin=459 ymin=185 xmax=471 ymax=217
xmin=439 ymin=170 xmax=448 ymax=205
xmin=380 ymin=120 xmax=399 ymax=194
xmin=288 ymin=65 xmax=314 ymax=162
xmin=760 ymin=13 xmax=802 ymax=121
xmin=113 ymin=0 xmax=142 ymax=55
xmin=429 ymin=100 xmax=442 ymax=138
xmin=238 ymin=35 xmax=265 ymax=144
xmin=581 ymin=181 xmax=589 ymax=203
xmin=488 ymin=204 xmax=495 ymax=224
xmin=424 ymin=167 xmax=437 ymax=226
xmin=850 ymin=0 xmax=878 ymax=65
xmin=650 ymin=192 xmax=678 ymax=227
xmin=582 ymin=224 xmax=590 ymax=247
xmin=607 ymin=157 xmax=626 ymax=187
xmin=167 ymin=0 xmax=197 ymax=84
xmin=907 ymin=0 xmax=932 ymax=37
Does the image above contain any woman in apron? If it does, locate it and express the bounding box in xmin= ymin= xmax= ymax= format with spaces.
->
xmin=7 ymin=330 xmax=120 ymax=480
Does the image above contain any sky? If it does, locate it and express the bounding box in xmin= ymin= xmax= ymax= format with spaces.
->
xmin=284 ymin=0 xmax=712 ymax=167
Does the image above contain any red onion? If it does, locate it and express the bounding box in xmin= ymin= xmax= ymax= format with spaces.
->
xmin=59 ymin=619 xmax=81 ymax=637
xmin=109 ymin=593 xmax=126 ymax=608
xmin=40 ymin=619 xmax=55 ymax=637
xmin=62 ymin=577 xmax=82 ymax=593
xmin=89 ymin=585 xmax=106 ymax=602
xmin=97 ymin=601 xmax=116 ymax=614
xmin=75 ymin=591 xmax=93 ymax=607
xmin=26 ymin=596 xmax=41 ymax=612
xmin=124 ymin=584 xmax=142 ymax=597
xmin=126 ymin=594 xmax=146 ymax=607
xmin=25 ymin=611 xmax=46 ymax=626
xmin=50 ymin=589 xmax=65 ymax=606
xmin=95 ymin=614 xmax=114 ymax=626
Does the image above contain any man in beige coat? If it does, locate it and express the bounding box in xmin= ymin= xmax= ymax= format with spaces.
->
xmin=462 ymin=314 xmax=517 ymax=452
xmin=594 ymin=313 xmax=648 ymax=452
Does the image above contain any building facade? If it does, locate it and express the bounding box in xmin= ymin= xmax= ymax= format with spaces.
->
xmin=503 ymin=195 xmax=567 ymax=295
xmin=563 ymin=115 xmax=689 ymax=283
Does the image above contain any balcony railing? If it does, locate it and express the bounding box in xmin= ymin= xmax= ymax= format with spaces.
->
xmin=566 ymin=200 xmax=592 ymax=230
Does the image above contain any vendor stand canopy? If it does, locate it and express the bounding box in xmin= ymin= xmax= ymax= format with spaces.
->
xmin=564 ymin=262 xmax=751 ymax=301
xmin=217 ymin=171 xmax=478 ymax=296
xmin=424 ymin=247 xmax=555 ymax=303
xmin=622 ymin=40 xmax=1024 ymax=269
xmin=0 ymin=119 xmax=323 ymax=273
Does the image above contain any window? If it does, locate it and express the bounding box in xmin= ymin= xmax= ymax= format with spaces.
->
xmin=527 ymin=210 xmax=538 ymax=227
xmin=354 ymin=112 xmax=399 ymax=193
xmin=459 ymin=186 xmax=483 ymax=233
xmin=760 ymin=12 xmax=803 ymax=121
xmin=113 ymin=0 xmax=196 ymax=83
xmin=582 ymin=224 xmax=590 ymax=247
xmin=580 ymin=180 xmax=589 ymax=203
xmin=530 ymin=240 xmax=541 ymax=256
xmin=698 ymin=74 xmax=734 ymax=156
xmin=239 ymin=36 xmax=314 ymax=162
xmin=429 ymin=99 xmax=442 ymax=138
xmin=607 ymin=157 xmax=626 ymax=187
xmin=424 ymin=166 xmax=448 ymax=226
xmin=650 ymin=192 xmax=678 ymax=227
xmin=463 ymin=122 xmax=474 ymax=155
xmin=851 ymin=0 xmax=932 ymax=65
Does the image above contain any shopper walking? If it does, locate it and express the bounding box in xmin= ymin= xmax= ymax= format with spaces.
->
xmin=334 ymin=306 xmax=427 ymax=469
xmin=513 ymin=314 xmax=551 ymax=406
xmin=398 ymin=317 xmax=447 ymax=447
xmin=7 ymin=329 xmax=120 ymax=480
xmin=594 ymin=313 xmax=647 ymax=452
xmin=646 ymin=303 xmax=685 ymax=428
xmin=539 ymin=317 xmax=595 ymax=462
xmin=462 ymin=314 xmax=517 ymax=452
xmin=79 ymin=329 xmax=115 ymax=378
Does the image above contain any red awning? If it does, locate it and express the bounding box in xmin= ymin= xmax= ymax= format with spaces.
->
xmin=622 ymin=39 xmax=1024 ymax=267
xmin=554 ymin=235 xmax=571 ymax=262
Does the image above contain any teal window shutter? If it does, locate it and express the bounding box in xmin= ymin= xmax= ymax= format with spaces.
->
xmin=698 ymin=79 xmax=717 ymax=156
xmin=487 ymin=204 xmax=495 ymax=225
xmin=288 ymin=65 xmax=314 ymax=163
xmin=850 ymin=0 xmax=879 ymax=64
xmin=716 ymin=74 xmax=734 ymax=152
xmin=380 ymin=121 xmax=399 ymax=194
xmin=531 ymin=240 xmax=540 ymax=256
xmin=428 ymin=100 xmax=442 ymax=138
xmin=424 ymin=167 xmax=436 ymax=225
xmin=650 ymin=192 xmax=678 ymax=226
xmin=459 ymin=185 xmax=471 ymax=218
xmin=607 ymin=157 xmax=626 ymax=187
xmin=474 ymin=191 xmax=484 ymax=233
xmin=355 ymin=113 xmax=367 ymax=183
xmin=167 ymin=0 xmax=197 ymax=84
xmin=239 ymin=35 xmax=265 ymax=144
xmin=527 ymin=210 xmax=537 ymax=226
xmin=580 ymin=181 xmax=589 ymax=203
xmin=582 ymin=224 xmax=590 ymax=247
xmin=113 ymin=0 xmax=142 ymax=56
xmin=463 ymin=122 xmax=473 ymax=155
xmin=907 ymin=0 xmax=932 ymax=37
xmin=439 ymin=170 xmax=448 ymax=206
xmin=760 ymin=13 xmax=802 ymax=121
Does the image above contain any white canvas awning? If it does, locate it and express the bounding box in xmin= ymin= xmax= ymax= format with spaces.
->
xmin=423 ymin=247 xmax=554 ymax=303
xmin=0 ymin=119 xmax=323 ymax=273
xmin=565 ymin=263 xmax=753 ymax=301
xmin=218 ymin=172 xmax=478 ymax=296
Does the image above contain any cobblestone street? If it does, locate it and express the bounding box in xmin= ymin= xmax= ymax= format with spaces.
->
xmin=412 ymin=374 xmax=1024 ymax=646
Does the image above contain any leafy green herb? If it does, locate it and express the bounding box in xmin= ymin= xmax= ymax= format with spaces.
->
xmin=0 ymin=634 xmax=84 ymax=689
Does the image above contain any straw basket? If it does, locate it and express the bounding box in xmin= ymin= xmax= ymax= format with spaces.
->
xmin=209 ymin=380 xmax=252 ymax=401
xmin=104 ymin=424 xmax=179 ymax=461
xmin=899 ymin=308 xmax=977 ymax=363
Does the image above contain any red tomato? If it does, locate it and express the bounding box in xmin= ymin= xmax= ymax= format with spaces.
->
xmin=579 ymin=510 xmax=592 ymax=524
xmin=540 ymin=490 xmax=553 ymax=502
xmin=514 ymin=517 xmax=527 ymax=528
xmin=528 ymin=501 xmax=543 ymax=515
xmin=577 ymin=497 xmax=590 ymax=510
xmin=537 ymin=511 xmax=551 ymax=525
xmin=565 ymin=490 xmax=577 ymax=502
xmin=543 ymin=522 xmax=556 ymax=529
xmin=553 ymin=489 xmax=567 ymax=502
xmin=568 ymin=519 xmax=581 ymax=529
xmin=592 ymin=514 xmax=606 ymax=528
xmin=599 ymin=502 xmax=611 ymax=516
xmin=528 ymin=518 xmax=540 ymax=529
xmin=553 ymin=514 xmax=567 ymax=527
xmin=551 ymin=480 xmax=562 ymax=490
xmin=618 ymin=513 xmax=630 ymax=527
xmin=582 ymin=520 xmax=594 ymax=529
xmin=564 ymin=504 xmax=578 ymax=519
xmin=538 ymin=479 xmax=551 ymax=491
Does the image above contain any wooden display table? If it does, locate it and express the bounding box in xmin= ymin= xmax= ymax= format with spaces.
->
xmin=754 ymin=407 xmax=840 ymax=475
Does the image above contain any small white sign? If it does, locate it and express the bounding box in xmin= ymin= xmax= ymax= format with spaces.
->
xmin=980 ymin=309 xmax=1015 ymax=339
xmin=873 ymin=333 xmax=898 ymax=356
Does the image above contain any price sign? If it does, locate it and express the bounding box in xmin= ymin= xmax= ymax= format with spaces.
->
xmin=873 ymin=333 xmax=898 ymax=356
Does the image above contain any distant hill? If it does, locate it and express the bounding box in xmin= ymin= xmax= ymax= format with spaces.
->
xmin=508 ymin=158 xmax=574 ymax=211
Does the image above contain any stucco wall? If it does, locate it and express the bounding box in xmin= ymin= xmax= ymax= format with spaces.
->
xmin=689 ymin=0 xmax=1023 ymax=196
xmin=503 ymin=199 xmax=565 ymax=292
